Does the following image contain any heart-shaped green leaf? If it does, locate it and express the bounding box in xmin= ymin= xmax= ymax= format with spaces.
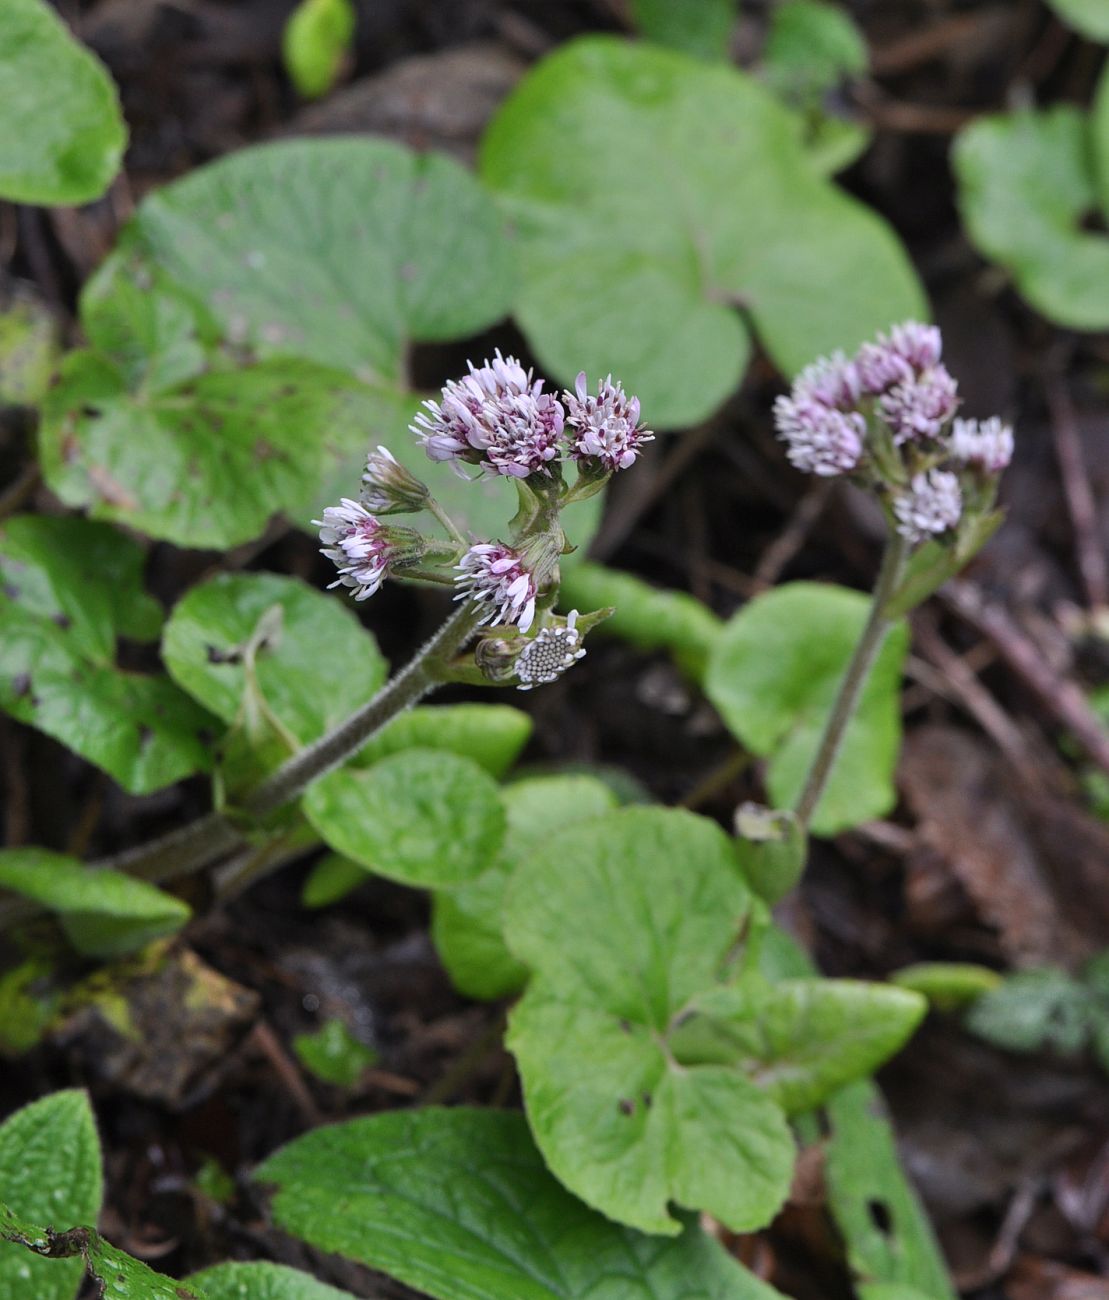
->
xmin=163 ymin=572 xmax=387 ymax=762
xmin=303 ymin=748 xmax=506 ymax=887
xmin=480 ymin=36 xmax=924 ymax=427
xmin=504 ymin=806 xmax=796 ymax=1235
xmin=104 ymin=137 xmax=514 ymax=387
xmin=0 ymin=0 xmax=126 ymax=204
xmin=704 ymin=582 xmax=908 ymax=835
xmin=40 ymin=350 xmax=408 ymax=549
xmin=0 ymin=515 xmax=215 ymax=793
xmin=953 ymin=104 xmax=1109 ymax=330
xmin=0 ymin=1091 xmax=102 ymax=1300
xmin=256 ymin=1107 xmax=788 ymax=1299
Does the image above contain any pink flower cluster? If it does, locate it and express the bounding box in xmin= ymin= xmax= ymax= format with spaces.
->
xmin=412 ymin=353 xmax=652 ymax=479
xmin=774 ymin=322 xmax=1014 ymax=546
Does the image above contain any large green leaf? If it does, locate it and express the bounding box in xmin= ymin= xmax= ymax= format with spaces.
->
xmin=303 ymin=748 xmax=506 ymax=887
xmin=825 ymin=1082 xmax=957 ymax=1299
xmin=162 ymin=572 xmax=387 ymax=763
xmin=1092 ymin=60 xmax=1109 ymax=216
xmin=102 ymin=137 xmax=514 ymax=387
xmin=0 ymin=1091 xmax=102 ymax=1300
xmin=39 ymin=350 xmax=406 ymax=549
xmin=0 ymin=514 xmax=215 ymax=793
xmin=0 ymin=849 xmax=190 ymax=958
xmin=504 ymin=807 xmax=795 ymax=1235
xmin=953 ymin=105 xmax=1109 ymax=330
xmin=256 ymin=1107 xmax=788 ymax=1300
xmin=432 ymin=773 xmax=619 ymax=999
xmin=0 ymin=0 xmax=126 ymax=204
xmin=191 ymin=1262 xmax=355 ymax=1298
xmin=480 ymin=36 xmax=924 ymax=427
xmin=668 ymin=979 xmax=925 ymax=1114
xmin=704 ymin=582 xmax=908 ymax=835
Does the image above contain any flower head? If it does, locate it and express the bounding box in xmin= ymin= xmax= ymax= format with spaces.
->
xmin=893 ymin=469 xmax=962 ymax=544
xmin=360 ymin=446 xmax=429 ymax=514
xmin=411 ymin=350 xmax=565 ymax=479
xmin=793 ymin=352 xmax=861 ymax=410
xmin=772 ymin=394 xmax=866 ymax=476
xmin=513 ymin=611 xmax=587 ymax=690
xmin=455 ymin=542 xmax=538 ymax=633
xmin=877 ymin=366 xmax=959 ymax=444
xmin=315 ymin=499 xmax=397 ymax=600
xmin=563 ymin=373 xmax=653 ymax=473
xmin=857 ymin=322 xmax=943 ymax=395
xmin=950 ymin=416 xmax=1013 ymax=474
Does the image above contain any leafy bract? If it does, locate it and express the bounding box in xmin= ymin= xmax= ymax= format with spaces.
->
xmin=102 ymin=137 xmax=513 ymax=387
xmin=629 ymin=0 xmax=737 ymax=60
xmin=1046 ymin=0 xmax=1109 ymax=39
xmin=432 ymin=774 xmax=619 ymax=999
xmin=504 ymin=807 xmax=795 ymax=1235
xmin=826 ymin=1082 xmax=957 ymax=1299
xmin=0 ymin=515 xmax=215 ymax=793
xmin=953 ymin=105 xmax=1109 ymax=330
xmin=0 ymin=1091 xmax=102 ymax=1300
xmin=559 ymin=562 xmax=723 ymax=680
xmin=163 ymin=572 xmax=387 ymax=766
xmin=0 ymin=0 xmax=126 ymax=204
xmin=283 ymin=0 xmax=355 ymax=99
xmin=668 ymin=980 xmax=925 ymax=1114
xmin=256 ymin=1106 xmax=787 ymax=1300
xmin=704 ymin=582 xmax=908 ymax=835
xmin=0 ymin=849 xmax=190 ymax=958
xmin=480 ymin=36 xmax=924 ymax=427
xmin=39 ymin=350 xmax=405 ymax=549
xmin=192 ymin=1262 xmax=356 ymax=1299
xmin=303 ymin=748 xmax=506 ymax=887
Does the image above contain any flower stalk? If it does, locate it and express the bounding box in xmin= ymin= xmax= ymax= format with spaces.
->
xmin=793 ymin=530 xmax=909 ymax=828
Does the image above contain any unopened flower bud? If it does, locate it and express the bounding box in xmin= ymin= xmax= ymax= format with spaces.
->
xmin=360 ymin=446 xmax=429 ymax=514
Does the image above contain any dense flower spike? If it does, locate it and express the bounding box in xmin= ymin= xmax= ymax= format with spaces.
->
xmin=563 ymin=373 xmax=654 ymax=472
xmin=950 ymin=416 xmax=1014 ymax=474
xmin=514 ymin=611 xmax=587 ymax=690
xmin=411 ymin=350 xmax=565 ymax=479
xmin=772 ymin=395 xmax=866 ymax=476
xmin=455 ymin=542 xmax=538 ymax=633
xmin=315 ymin=499 xmax=396 ymax=601
xmin=893 ymin=470 xmax=963 ymax=544
xmin=360 ymin=446 xmax=429 ymax=514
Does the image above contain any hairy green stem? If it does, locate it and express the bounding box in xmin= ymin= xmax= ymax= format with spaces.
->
xmin=793 ymin=532 xmax=909 ymax=828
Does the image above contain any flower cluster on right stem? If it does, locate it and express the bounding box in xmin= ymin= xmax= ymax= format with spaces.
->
xmin=773 ymin=321 xmax=1012 ymax=546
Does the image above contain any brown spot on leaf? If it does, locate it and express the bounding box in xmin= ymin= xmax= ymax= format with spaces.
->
xmin=617 ymin=1097 xmax=635 ymax=1116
